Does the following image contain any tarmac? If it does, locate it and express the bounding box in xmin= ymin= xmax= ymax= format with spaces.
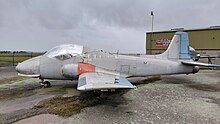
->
xmin=0 ymin=63 xmax=220 ymax=124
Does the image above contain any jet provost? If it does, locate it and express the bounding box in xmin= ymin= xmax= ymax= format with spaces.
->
xmin=16 ymin=32 xmax=220 ymax=91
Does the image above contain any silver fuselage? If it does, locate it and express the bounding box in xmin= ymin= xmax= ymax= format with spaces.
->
xmin=16 ymin=51 xmax=194 ymax=80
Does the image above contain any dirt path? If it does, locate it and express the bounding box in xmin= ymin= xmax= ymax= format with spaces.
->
xmin=0 ymin=63 xmax=20 ymax=85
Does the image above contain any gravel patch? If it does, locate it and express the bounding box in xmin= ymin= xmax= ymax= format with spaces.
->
xmin=0 ymin=69 xmax=220 ymax=123
xmin=14 ymin=114 xmax=62 ymax=124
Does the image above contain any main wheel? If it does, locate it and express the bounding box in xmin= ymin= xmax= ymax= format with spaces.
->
xmin=43 ymin=81 xmax=51 ymax=87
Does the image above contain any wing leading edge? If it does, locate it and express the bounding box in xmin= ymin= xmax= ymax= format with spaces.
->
xmin=77 ymin=72 xmax=136 ymax=91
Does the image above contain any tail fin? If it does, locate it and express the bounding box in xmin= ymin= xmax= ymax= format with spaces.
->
xmin=158 ymin=32 xmax=220 ymax=68
xmin=159 ymin=32 xmax=191 ymax=60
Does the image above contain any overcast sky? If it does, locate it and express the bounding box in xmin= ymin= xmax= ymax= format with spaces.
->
xmin=0 ymin=0 xmax=219 ymax=53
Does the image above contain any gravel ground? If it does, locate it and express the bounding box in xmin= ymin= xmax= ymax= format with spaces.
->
xmin=0 ymin=62 xmax=17 ymax=67
xmin=0 ymin=66 xmax=220 ymax=124
xmin=56 ymin=71 xmax=220 ymax=124
xmin=14 ymin=114 xmax=62 ymax=124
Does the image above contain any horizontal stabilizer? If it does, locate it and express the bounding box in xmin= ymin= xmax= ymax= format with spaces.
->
xmin=77 ymin=72 xmax=136 ymax=91
xmin=181 ymin=61 xmax=220 ymax=67
xmin=198 ymin=55 xmax=220 ymax=59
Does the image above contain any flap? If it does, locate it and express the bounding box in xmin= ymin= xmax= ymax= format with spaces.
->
xmin=77 ymin=72 xmax=136 ymax=91
xmin=181 ymin=61 xmax=220 ymax=67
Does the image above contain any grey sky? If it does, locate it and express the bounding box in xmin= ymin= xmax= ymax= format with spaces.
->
xmin=0 ymin=0 xmax=219 ymax=53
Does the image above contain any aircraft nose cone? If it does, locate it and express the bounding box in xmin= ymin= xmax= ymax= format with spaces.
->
xmin=15 ymin=61 xmax=32 ymax=74
xmin=16 ymin=63 xmax=29 ymax=74
xmin=16 ymin=57 xmax=40 ymax=75
xmin=15 ymin=63 xmax=21 ymax=72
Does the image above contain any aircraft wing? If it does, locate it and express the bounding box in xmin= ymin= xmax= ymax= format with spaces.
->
xmin=77 ymin=72 xmax=136 ymax=91
xmin=181 ymin=61 xmax=220 ymax=67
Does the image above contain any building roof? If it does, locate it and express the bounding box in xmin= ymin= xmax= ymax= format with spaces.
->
xmin=146 ymin=26 xmax=220 ymax=34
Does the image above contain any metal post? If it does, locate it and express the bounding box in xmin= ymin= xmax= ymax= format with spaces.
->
xmin=150 ymin=11 xmax=154 ymax=54
xmin=12 ymin=51 xmax=15 ymax=66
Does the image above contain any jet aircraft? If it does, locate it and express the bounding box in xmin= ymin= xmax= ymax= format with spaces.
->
xmin=16 ymin=32 xmax=220 ymax=91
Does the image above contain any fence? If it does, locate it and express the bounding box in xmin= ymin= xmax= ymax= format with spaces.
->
xmin=0 ymin=52 xmax=43 ymax=66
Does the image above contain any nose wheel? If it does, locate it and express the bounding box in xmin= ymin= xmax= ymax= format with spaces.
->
xmin=40 ymin=79 xmax=51 ymax=87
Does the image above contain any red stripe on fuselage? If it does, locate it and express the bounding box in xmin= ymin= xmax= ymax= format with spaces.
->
xmin=78 ymin=62 xmax=96 ymax=75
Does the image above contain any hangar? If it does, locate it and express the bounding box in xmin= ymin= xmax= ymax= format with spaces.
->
xmin=146 ymin=26 xmax=220 ymax=64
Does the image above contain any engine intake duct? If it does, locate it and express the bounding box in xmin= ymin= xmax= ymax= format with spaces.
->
xmin=62 ymin=64 xmax=78 ymax=78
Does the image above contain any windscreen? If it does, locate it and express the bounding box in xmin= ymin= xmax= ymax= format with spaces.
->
xmin=46 ymin=44 xmax=83 ymax=60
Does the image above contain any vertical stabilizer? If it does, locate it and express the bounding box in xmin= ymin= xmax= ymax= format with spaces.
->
xmin=158 ymin=32 xmax=191 ymax=60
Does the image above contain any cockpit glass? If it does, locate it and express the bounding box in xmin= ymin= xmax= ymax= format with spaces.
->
xmin=46 ymin=44 xmax=83 ymax=60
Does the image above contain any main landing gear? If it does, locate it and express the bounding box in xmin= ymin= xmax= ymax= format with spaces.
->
xmin=40 ymin=79 xmax=51 ymax=87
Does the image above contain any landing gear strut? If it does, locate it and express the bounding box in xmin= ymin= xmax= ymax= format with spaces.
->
xmin=40 ymin=79 xmax=51 ymax=87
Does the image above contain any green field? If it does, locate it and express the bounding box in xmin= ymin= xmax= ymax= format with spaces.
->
xmin=0 ymin=53 xmax=43 ymax=63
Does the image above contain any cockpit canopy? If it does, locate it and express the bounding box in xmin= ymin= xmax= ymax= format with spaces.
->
xmin=46 ymin=44 xmax=83 ymax=60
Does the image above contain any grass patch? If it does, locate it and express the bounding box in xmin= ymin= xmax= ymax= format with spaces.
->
xmin=0 ymin=57 xmax=30 ymax=63
xmin=35 ymin=93 xmax=101 ymax=116
xmin=0 ymin=53 xmax=43 ymax=63
xmin=0 ymin=53 xmax=43 ymax=57
xmin=15 ymin=85 xmax=25 ymax=91
xmin=34 ymin=90 xmax=129 ymax=117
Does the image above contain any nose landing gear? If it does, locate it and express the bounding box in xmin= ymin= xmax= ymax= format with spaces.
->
xmin=40 ymin=79 xmax=51 ymax=87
